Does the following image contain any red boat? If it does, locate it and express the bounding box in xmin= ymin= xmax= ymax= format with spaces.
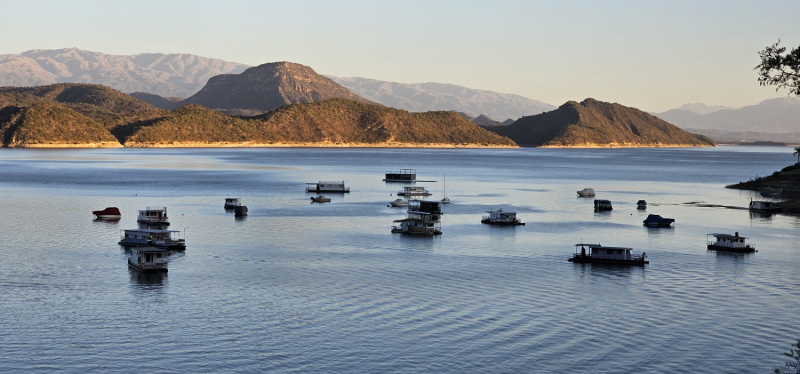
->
xmin=93 ymin=207 xmax=121 ymax=219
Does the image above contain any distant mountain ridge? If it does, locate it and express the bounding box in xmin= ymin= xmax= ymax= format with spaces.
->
xmin=488 ymin=98 xmax=714 ymax=147
xmin=676 ymin=103 xmax=736 ymax=115
xmin=654 ymin=97 xmax=800 ymax=137
xmin=0 ymin=48 xmax=249 ymax=97
xmin=326 ymin=76 xmax=555 ymax=121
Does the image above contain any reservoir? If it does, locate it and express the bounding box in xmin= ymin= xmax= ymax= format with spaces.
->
xmin=0 ymin=146 xmax=797 ymax=373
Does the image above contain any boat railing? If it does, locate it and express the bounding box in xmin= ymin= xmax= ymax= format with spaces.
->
xmin=575 ymin=253 xmax=644 ymax=261
xmin=708 ymin=241 xmax=754 ymax=249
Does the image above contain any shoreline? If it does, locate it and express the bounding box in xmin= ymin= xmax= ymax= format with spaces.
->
xmin=30 ymin=141 xmax=519 ymax=149
xmin=538 ymin=143 xmax=715 ymax=149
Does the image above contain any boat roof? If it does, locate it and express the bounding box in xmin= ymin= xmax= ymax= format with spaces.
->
xmin=708 ymin=233 xmax=749 ymax=239
xmin=315 ymin=181 xmax=345 ymax=184
xmin=130 ymin=245 xmax=167 ymax=252
xmin=124 ymin=228 xmax=180 ymax=233
xmin=574 ymin=243 xmax=632 ymax=250
xmin=387 ymin=169 xmax=416 ymax=173
xmin=595 ymin=199 xmax=611 ymax=202
xmin=226 ymin=197 xmax=240 ymax=199
xmin=486 ymin=209 xmax=516 ymax=214
xmin=140 ymin=206 xmax=166 ymax=211
xmin=412 ymin=200 xmax=441 ymax=204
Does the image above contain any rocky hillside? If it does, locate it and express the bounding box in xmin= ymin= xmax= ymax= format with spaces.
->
xmin=0 ymin=83 xmax=159 ymax=120
xmin=489 ymin=98 xmax=715 ymax=147
xmin=123 ymin=98 xmax=515 ymax=147
xmin=183 ymin=62 xmax=371 ymax=112
xmin=327 ymin=76 xmax=555 ymax=121
xmin=0 ymin=48 xmax=248 ymax=97
xmin=0 ymin=102 xmax=121 ymax=147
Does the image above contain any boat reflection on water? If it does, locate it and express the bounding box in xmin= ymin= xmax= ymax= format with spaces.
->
xmin=235 ymin=214 xmax=248 ymax=222
xmin=645 ymin=226 xmax=674 ymax=238
xmin=749 ymin=211 xmax=775 ymax=221
xmin=93 ymin=217 xmax=121 ymax=224
xmin=571 ymin=261 xmax=645 ymax=279
xmin=128 ymin=268 xmax=167 ymax=289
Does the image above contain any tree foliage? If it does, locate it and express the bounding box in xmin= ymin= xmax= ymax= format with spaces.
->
xmin=794 ymin=147 xmax=800 ymax=164
xmin=775 ymin=339 xmax=800 ymax=374
xmin=756 ymin=40 xmax=800 ymax=96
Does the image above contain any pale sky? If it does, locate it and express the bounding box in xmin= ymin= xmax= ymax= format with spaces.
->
xmin=3 ymin=0 xmax=799 ymax=112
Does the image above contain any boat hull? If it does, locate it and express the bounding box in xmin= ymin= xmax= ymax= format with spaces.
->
xmin=707 ymin=245 xmax=755 ymax=253
xmin=568 ymin=256 xmax=648 ymax=265
xmin=119 ymin=240 xmax=186 ymax=250
xmin=391 ymin=228 xmax=442 ymax=235
xmin=481 ymin=219 xmax=525 ymax=225
xmin=128 ymin=260 xmax=168 ymax=273
xmin=94 ymin=215 xmax=121 ymax=219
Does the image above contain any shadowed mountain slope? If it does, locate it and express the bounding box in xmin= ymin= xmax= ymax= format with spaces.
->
xmin=0 ymin=102 xmax=121 ymax=147
xmin=489 ymin=98 xmax=714 ymax=147
xmin=183 ymin=62 xmax=371 ymax=112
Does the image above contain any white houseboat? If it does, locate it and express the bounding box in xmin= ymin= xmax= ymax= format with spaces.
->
xmin=577 ymin=188 xmax=595 ymax=197
xmin=306 ymin=181 xmax=350 ymax=193
xmin=224 ymin=198 xmax=241 ymax=208
xmin=707 ymin=232 xmax=755 ymax=253
xmin=749 ymin=200 xmax=781 ymax=213
xmin=137 ymin=206 xmax=170 ymax=225
xmin=392 ymin=200 xmax=442 ymax=235
xmin=384 ymin=169 xmax=417 ymax=182
xmin=128 ymin=246 xmax=168 ymax=273
xmin=568 ymin=243 xmax=649 ymax=265
xmin=119 ymin=228 xmax=186 ymax=250
xmin=481 ymin=209 xmax=525 ymax=225
xmin=594 ymin=199 xmax=613 ymax=211
xmin=397 ymin=186 xmax=431 ymax=196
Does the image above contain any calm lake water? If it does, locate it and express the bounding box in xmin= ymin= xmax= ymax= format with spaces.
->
xmin=1 ymin=146 xmax=798 ymax=373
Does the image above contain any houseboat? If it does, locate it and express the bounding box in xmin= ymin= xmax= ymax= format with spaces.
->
xmin=389 ymin=198 xmax=409 ymax=207
xmin=137 ymin=206 xmax=170 ymax=225
xmin=128 ymin=246 xmax=168 ymax=273
xmin=392 ymin=200 xmax=442 ymax=235
xmin=643 ymin=214 xmax=674 ymax=227
xmin=384 ymin=169 xmax=417 ymax=183
xmin=594 ymin=199 xmax=613 ymax=211
xmin=749 ymin=200 xmax=781 ymax=213
xmin=397 ymin=186 xmax=431 ymax=196
xmin=577 ymin=188 xmax=595 ymax=197
xmin=224 ymin=198 xmax=241 ymax=208
xmin=568 ymin=243 xmax=649 ymax=265
xmin=637 ymin=200 xmax=647 ymax=209
xmin=93 ymin=207 xmax=121 ymax=219
xmin=707 ymin=232 xmax=755 ymax=253
xmin=481 ymin=209 xmax=525 ymax=225
xmin=234 ymin=205 xmax=248 ymax=216
xmin=306 ymin=181 xmax=350 ymax=193
xmin=311 ymin=196 xmax=331 ymax=203
xmin=119 ymin=228 xmax=186 ymax=250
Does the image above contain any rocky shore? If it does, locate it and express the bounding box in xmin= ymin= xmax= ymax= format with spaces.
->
xmin=726 ymin=163 xmax=800 ymax=214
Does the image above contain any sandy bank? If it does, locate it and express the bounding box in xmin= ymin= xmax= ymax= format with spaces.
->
xmin=539 ymin=143 xmax=715 ymax=149
xmin=121 ymin=141 xmax=518 ymax=148
xmin=10 ymin=142 xmax=124 ymax=148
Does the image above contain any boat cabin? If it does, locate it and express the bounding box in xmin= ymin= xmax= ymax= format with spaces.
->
xmin=749 ymin=200 xmax=781 ymax=213
xmin=137 ymin=206 xmax=169 ymax=224
xmin=384 ymin=169 xmax=417 ymax=182
xmin=120 ymin=228 xmax=185 ymax=249
xmin=224 ymin=198 xmax=241 ymax=207
xmin=643 ymin=214 xmax=674 ymax=227
xmin=392 ymin=200 xmax=443 ymax=235
xmin=128 ymin=246 xmax=168 ymax=272
xmin=306 ymin=181 xmax=350 ymax=193
xmin=707 ymin=232 xmax=755 ymax=252
xmin=569 ymin=243 xmax=648 ymax=265
xmin=93 ymin=207 xmax=121 ymax=219
xmin=397 ymin=186 xmax=431 ymax=196
xmin=481 ymin=209 xmax=524 ymax=225
xmin=594 ymin=199 xmax=613 ymax=211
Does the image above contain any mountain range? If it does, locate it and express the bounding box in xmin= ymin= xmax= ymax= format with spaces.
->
xmin=654 ymin=97 xmax=800 ymax=142
xmin=0 ymin=48 xmax=248 ymax=97
xmin=327 ymin=76 xmax=555 ymax=122
xmin=489 ymin=98 xmax=714 ymax=147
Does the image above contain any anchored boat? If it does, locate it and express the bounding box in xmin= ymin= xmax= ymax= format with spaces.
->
xmin=707 ymin=232 xmax=755 ymax=253
xmin=93 ymin=207 xmax=121 ymax=219
xmin=128 ymin=246 xmax=168 ymax=273
xmin=568 ymin=243 xmax=649 ymax=265
xmin=481 ymin=209 xmax=525 ymax=225
xmin=643 ymin=214 xmax=674 ymax=227
xmin=397 ymin=186 xmax=431 ymax=196
xmin=384 ymin=169 xmax=417 ymax=183
xmin=137 ymin=206 xmax=170 ymax=225
xmin=306 ymin=181 xmax=350 ymax=193
xmin=392 ymin=200 xmax=442 ymax=235
xmin=749 ymin=200 xmax=781 ymax=213
xmin=577 ymin=188 xmax=595 ymax=197
xmin=224 ymin=198 xmax=241 ymax=208
xmin=311 ymin=196 xmax=331 ymax=203
xmin=119 ymin=228 xmax=186 ymax=250
xmin=389 ymin=198 xmax=409 ymax=207
xmin=637 ymin=200 xmax=647 ymax=209
xmin=594 ymin=199 xmax=613 ymax=211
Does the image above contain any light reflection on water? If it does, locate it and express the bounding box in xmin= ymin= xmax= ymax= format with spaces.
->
xmin=0 ymin=146 xmax=798 ymax=373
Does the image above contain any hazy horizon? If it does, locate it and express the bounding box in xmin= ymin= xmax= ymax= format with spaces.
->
xmin=2 ymin=0 xmax=799 ymax=112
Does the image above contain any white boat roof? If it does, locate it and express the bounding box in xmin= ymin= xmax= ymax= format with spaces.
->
xmin=317 ymin=181 xmax=345 ymax=184
xmin=486 ymin=209 xmax=515 ymax=214
xmin=124 ymin=228 xmax=180 ymax=234
xmin=574 ymin=243 xmax=632 ymax=250
xmin=130 ymin=245 xmax=167 ymax=252
xmin=708 ymin=233 xmax=749 ymax=239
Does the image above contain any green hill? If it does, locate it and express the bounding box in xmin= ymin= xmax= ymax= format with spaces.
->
xmin=0 ymin=102 xmax=121 ymax=147
xmin=489 ymin=98 xmax=715 ymax=147
xmin=123 ymin=98 xmax=515 ymax=147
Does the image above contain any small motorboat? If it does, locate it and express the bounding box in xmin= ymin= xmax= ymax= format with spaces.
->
xmin=390 ymin=198 xmax=409 ymax=207
xmin=577 ymin=188 xmax=595 ymax=197
xmin=93 ymin=207 xmax=121 ymax=219
xmin=643 ymin=214 xmax=674 ymax=227
xmin=311 ymin=196 xmax=331 ymax=203
xmin=759 ymin=187 xmax=782 ymax=196
xmin=637 ymin=200 xmax=647 ymax=209
xmin=441 ymin=197 xmax=451 ymax=204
